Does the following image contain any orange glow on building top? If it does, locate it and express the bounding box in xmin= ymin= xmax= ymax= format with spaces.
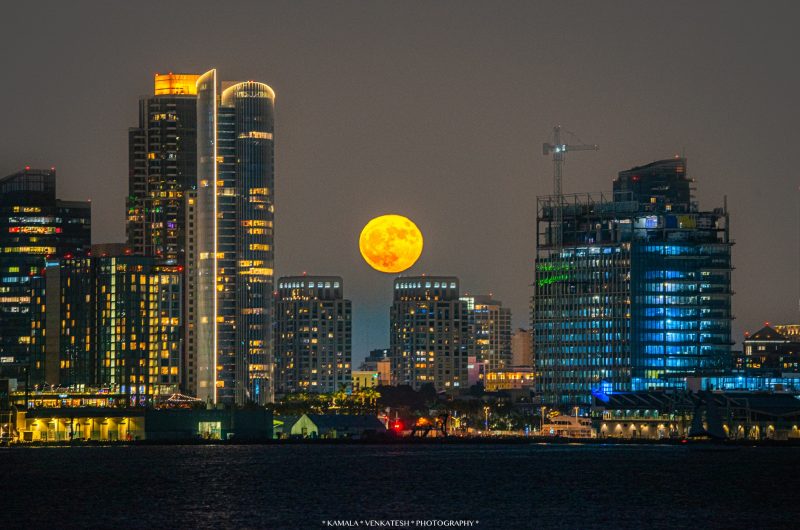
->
xmin=154 ymin=73 xmax=200 ymax=95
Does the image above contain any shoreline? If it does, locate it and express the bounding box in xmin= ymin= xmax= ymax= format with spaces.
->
xmin=5 ymin=436 xmax=800 ymax=448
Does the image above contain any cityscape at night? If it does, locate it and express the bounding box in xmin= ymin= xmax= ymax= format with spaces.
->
xmin=2 ymin=1 xmax=800 ymax=529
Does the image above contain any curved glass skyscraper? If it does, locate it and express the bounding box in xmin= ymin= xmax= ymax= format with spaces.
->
xmin=194 ymin=70 xmax=275 ymax=405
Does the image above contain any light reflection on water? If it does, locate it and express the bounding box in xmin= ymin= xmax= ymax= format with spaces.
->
xmin=2 ymin=444 xmax=799 ymax=529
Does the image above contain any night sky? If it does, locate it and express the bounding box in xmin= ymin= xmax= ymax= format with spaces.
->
xmin=2 ymin=1 xmax=798 ymax=362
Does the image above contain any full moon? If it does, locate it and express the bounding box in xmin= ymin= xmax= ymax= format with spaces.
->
xmin=359 ymin=214 xmax=424 ymax=273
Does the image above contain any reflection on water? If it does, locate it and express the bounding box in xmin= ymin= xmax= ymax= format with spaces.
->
xmin=2 ymin=444 xmax=799 ymax=529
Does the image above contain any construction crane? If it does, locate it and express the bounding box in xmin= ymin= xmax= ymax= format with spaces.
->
xmin=542 ymin=125 xmax=599 ymax=248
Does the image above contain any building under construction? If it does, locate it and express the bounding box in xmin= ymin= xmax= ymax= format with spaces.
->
xmin=532 ymin=158 xmax=733 ymax=408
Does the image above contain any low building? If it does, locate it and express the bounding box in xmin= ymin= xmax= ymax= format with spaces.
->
xmin=351 ymin=370 xmax=379 ymax=391
xmin=485 ymin=367 xmax=535 ymax=392
xmin=592 ymin=390 xmax=800 ymax=440
xmin=467 ymin=356 xmax=488 ymax=388
xmin=289 ymin=413 xmax=386 ymax=439
xmin=6 ymin=406 xmax=272 ymax=442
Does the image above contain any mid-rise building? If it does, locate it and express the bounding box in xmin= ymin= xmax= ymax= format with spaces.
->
xmin=390 ymin=276 xmax=469 ymax=391
xmin=0 ymin=168 xmax=91 ymax=387
xmin=360 ymin=349 xmax=391 ymax=386
xmin=461 ymin=294 xmax=512 ymax=371
xmin=511 ymin=328 xmax=533 ymax=367
xmin=532 ymin=158 xmax=733 ymax=408
xmin=274 ymin=276 xmax=352 ymax=395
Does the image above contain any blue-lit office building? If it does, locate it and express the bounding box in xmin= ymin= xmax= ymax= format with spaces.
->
xmin=532 ymin=158 xmax=733 ymax=408
xmin=194 ymin=70 xmax=275 ymax=405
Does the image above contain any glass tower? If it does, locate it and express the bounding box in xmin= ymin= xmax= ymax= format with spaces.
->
xmin=0 ymin=168 xmax=91 ymax=387
xmin=532 ymin=158 xmax=732 ymax=408
xmin=195 ymin=70 xmax=275 ymax=405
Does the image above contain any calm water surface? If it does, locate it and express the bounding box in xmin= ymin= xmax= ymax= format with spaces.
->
xmin=2 ymin=444 xmax=798 ymax=529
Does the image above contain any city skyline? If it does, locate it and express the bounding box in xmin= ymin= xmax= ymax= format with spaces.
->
xmin=2 ymin=1 xmax=799 ymax=363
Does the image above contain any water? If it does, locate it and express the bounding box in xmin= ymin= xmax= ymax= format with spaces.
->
xmin=2 ymin=444 xmax=799 ymax=529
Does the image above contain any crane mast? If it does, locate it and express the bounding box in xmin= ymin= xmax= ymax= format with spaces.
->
xmin=542 ymin=125 xmax=599 ymax=249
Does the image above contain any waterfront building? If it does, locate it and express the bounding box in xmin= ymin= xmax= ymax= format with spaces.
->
xmin=6 ymin=405 xmax=271 ymax=443
xmin=94 ymin=251 xmax=182 ymax=405
xmin=460 ymin=294 xmax=512 ymax=371
xmin=532 ymin=158 xmax=733 ymax=408
xmin=592 ymin=390 xmax=800 ymax=441
xmin=193 ymin=70 xmax=276 ymax=405
xmin=288 ymin=413 xmax=386 ymax=439
xmin=274 ymin=276 xmax=351 ymax=395
xmin=511 ymin=328 xmax=533 ymax=367
xmin=360 ymin=349 xmax=391 ymax=386
xmin=0 ymin=168 xmax=91 ymax=386
xmin=390 ymin=276 xmax=469 ymax=391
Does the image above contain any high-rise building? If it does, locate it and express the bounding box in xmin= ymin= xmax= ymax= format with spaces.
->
xmin=460 ymin=294 xmax=512 ymax=371
xmin=94 ymin=251 xmax=182 ymax=404
xmin=274 ymin=276 xmax=352 ymax=395
xmin=511 ymin=328 xmax=533 ymax=367
xmin=0 ymin=168 xmax=90 ymax=386
xmin=390 ymin=276 xmax=469 ymax=391
xmin=30 ymin=256 xmax=95 ymax=388
xmin=126 ymin=73 xmax=198 ymax=265
xmin=532 ymin=158 xmax=733 ymax=408
xmin=194 ymin=70 xmax=275 ymax=405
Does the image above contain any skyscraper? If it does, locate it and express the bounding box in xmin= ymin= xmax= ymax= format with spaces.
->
xmin=194 ymin=70 xmax=275 ymax=405
xmin=274 ymin=276 xmax=352 ymax=395
xmin=126 ymin=73 xmax=198 ymax=265
xmin=460 ymin=294 xmax=512 ymax=372
xmin=532 ymin=158 xmax=732 ymax=408
xmin=0 ymin=168 xmax=91 ymax=387
xmin=390 ymin=276 xmax=469 ymax=391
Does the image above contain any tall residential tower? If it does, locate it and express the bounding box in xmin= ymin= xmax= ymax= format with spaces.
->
xmin=194 ymin=70 xmax=276 ymax=405
xmin=274 ymin=276 xmax=352 ymax=395
xmin=390 ymin=277 xmax=469 ymax=391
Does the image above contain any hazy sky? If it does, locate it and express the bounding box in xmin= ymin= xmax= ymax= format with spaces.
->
xmin=2 ymin=1 xmax=799 ymax=361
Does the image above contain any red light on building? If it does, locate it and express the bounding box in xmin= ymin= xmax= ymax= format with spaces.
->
xmin=391 ymin=420 xmax=404 ymax=432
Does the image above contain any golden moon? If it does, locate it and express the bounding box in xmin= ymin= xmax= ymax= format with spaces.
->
xmin=359 ymin=214 xmax=424 ymax=273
